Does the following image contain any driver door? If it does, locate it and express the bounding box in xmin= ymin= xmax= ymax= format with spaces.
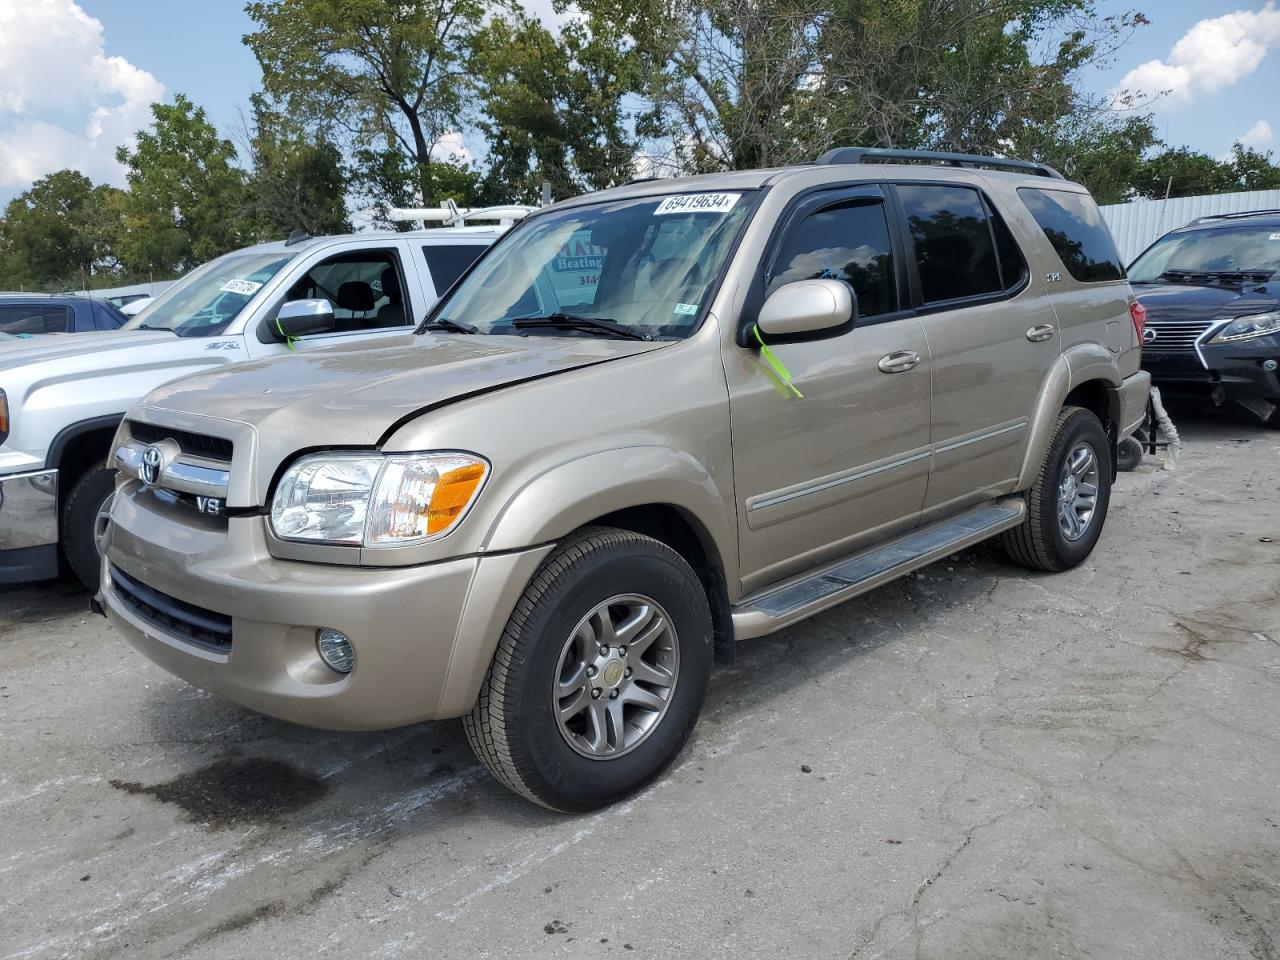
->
xmin=245 ymin=241 xmax=421 ymax=358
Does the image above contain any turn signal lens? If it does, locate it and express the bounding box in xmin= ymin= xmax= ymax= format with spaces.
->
xmin=1129 ymin=300 xmax=1147 ymax=343
xmin=428 ymin=463 xmax=488 ymax=533
xmin=365 ymin=453 xmax=489 ymax=544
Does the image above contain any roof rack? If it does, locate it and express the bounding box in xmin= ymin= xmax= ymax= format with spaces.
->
xmin=1191 ymin=208 xmax=1280 ymax=225
xmin=387 ymin=200 xmax=538 ymax=228
xmin=815 ymin=147 xmax=1064 ymax=180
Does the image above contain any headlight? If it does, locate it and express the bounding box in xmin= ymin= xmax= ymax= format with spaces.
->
xmin=271 ymin=451 xmax=489 ymax=546
xmin=1209 ymin=311 xmax=1280 ymax=344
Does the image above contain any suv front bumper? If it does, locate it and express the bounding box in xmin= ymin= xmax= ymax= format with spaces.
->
xmin=1143 ymin=333 xmax=1280 ymax=402
xmin=101 ymin=493 xmax=552 ymax=730
xmin=0 ymin=468 xmax=59 ymax=583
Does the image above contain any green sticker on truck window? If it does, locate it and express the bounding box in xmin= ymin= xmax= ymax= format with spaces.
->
xmin=673 ymin=302 xmax=699 ymax=316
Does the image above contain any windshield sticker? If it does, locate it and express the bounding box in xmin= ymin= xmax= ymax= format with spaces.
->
xmin=654 ymin=193 xmax=741 ymax=216
xmin=673 ymin=302 xmax=699 ymax=316
xmin=219 ymin=278 xmax=263 ymax=296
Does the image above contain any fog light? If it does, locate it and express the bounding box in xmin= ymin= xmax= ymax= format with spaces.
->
xmin=1264 ymin=359 xmax=1278 ymax=372
xmin=316 ymin=628 xmax=354 ymax=673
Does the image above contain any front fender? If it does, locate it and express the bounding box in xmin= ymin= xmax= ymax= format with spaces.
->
xmin=480 ymin=444 xmax=737 ymax=586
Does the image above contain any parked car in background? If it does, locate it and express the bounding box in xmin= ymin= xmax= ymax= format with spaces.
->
xmin=1129 ymin=209 xmax=1280 ymax=427
xmin=0 ymin=293 xmax=127 ymax=336
xmin=120 ymin=296 xmax=154 ymax=317
xmin=100 ymin=148 xmax=1148 ymax=811
xmin=0 ymin=220 xmax=516 ymax=587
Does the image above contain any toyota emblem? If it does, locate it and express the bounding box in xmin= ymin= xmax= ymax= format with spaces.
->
xmin=1142 ymin=327 xmax=1157 ymax=345
xmin=139 ymin=445 xmax=165 ymax=487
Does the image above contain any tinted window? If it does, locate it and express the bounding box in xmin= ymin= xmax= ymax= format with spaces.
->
xmin=1018 ymin=188 xmax=1124 ymax=282
xmin=0 ymin=304 xmax=71 ymax=334
xmin=769 ymin=200 xmax=896 ymax=318
xmin=1127 ymin=225 xmax=1280 ymax=282
xmin=422 ymin=245 xmax=486 ymax=294
xmin=899 ymin=185 xmax=1002 ymax=303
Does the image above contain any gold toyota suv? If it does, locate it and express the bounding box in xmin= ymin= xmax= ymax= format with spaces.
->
xmin=100 ymin=149 xmax=1150 ymax=811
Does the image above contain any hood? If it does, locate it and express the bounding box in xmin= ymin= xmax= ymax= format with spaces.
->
xmin=0 ymin=329 xmax=178 ymax=373
xmin=1134 ymin=281 xmax=1280 ymax=325
xmin=137 ymin=332 xmax=668 ymax=448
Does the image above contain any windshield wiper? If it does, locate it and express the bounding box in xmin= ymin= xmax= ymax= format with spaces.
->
xmin=133 ymin=324 xmax=176 ymax=333
xmin=1158 ymin=267 xmax=1277 ymax=286
xmin=511 ymin=313 xmax=652 ymax=341
xmin=422 ymin=317 xmax=478 ymax=334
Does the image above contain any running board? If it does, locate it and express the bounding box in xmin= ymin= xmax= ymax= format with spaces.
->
xmin=731 ymin=498 xmax=1026 ymax=640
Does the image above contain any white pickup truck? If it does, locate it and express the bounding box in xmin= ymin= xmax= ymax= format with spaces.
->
xmin=0 ymin=223 xmax=511 ymax=587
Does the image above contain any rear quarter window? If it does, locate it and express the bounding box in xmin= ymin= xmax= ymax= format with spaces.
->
xmin=1018 ymin=188 xmax=1125 ymax=283
xmin=421 ymin=244 xmax=488 ymax=294
xmin=0 ymin=303 xmax=71 ymax=334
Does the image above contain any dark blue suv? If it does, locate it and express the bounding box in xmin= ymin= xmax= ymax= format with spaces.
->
xmin=0 ymin=294 xmax=127 ymax=337
xmin=1130 ymin=210 xmax=1280 ymax=427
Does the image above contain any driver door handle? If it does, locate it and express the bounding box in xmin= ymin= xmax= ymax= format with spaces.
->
xmin=878 ymin=350 xmax=920 ymax=374
xmin=1026 ymin=323 xmax=1056 ymax=342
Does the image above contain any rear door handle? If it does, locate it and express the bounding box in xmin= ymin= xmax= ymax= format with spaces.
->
xmin=877 ymin=350 xmax=920 ymax=374
xmin=1026 ymin=324 xmax=1055 ymax=342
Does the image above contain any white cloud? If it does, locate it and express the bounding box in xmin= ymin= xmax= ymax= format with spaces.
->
xmin=430 ymin=131 xmax=472 ymax=165
xmin=1114 ymin=2 xmax=1280 ymax=106
xmin=0 ymin=0 xmax=163 ymax=190
xmin=1240 ymin=119 xmax=1274 ymax=149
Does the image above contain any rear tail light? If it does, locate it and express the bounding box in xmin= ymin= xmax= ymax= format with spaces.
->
xmin=1129 ymin=300 xmax=1147 ymax=343
xmin=0 ymin=389 xmax=8 ymax=445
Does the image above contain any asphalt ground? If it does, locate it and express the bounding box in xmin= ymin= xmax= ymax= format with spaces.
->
xmin=2 ymin=401 xmax=1278 ymax=960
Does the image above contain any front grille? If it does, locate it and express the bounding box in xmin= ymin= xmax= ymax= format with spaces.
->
xmin=1143 ymin=319 xmax=1214 ymax=352
xmin=111 ymin=565 xmax=232 ymax=653
xmin=128 ymin=421 xmax=233 ymax=462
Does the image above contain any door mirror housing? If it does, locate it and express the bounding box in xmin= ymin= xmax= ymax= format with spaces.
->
xmin=276 ymin=298 xmax=335 ymax=339
xmin=756 ymin=279 xmax=856 ymax=340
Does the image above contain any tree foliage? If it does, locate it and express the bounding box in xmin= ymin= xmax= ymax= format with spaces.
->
xmin=115 ymin=94 xmax=250 ymax=275
xmin=246 ymin=95 xmax=352 ymax=237
xmin=0 ymin=171 xmax=124 ymax=289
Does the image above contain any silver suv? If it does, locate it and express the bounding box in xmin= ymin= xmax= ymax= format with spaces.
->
xmin=100 ymin=148 xmax=1150 ymax=811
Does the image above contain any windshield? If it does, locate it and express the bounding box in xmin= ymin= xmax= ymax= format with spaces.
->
xmin=124 ymin=252 xmax=293 ymax=337
xmin=1128 ymin=225 xmax=1280 ymax=282
xmin=427 ymin=192 xmax=754 ymax=338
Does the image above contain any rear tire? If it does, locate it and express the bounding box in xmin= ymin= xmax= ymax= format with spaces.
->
xmin=1001 ymin=406 xmax=1112 ymax=572
xmin=463 ymin=526 xmax=713 ymax=812
xmin=61 ymin=463 xmax=115 ymax=589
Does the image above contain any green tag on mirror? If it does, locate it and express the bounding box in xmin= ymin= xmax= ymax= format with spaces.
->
xmin=752 ymin=324 xmax=803 ymax=398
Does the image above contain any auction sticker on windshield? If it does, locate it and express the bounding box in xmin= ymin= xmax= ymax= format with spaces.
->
xmin=654 ymin=193 xmax=741 ymax=215
xmin=219 ymin=279 xmax=264 ymax=296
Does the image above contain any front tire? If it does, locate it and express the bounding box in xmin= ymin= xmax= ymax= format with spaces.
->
xmin=1001 ymin=406 xmax=1112 ymax=572
xmin=463 ymin=527 xmax=713 ymax=812
xmin=61 ymin=463 xmax=116 ymax=589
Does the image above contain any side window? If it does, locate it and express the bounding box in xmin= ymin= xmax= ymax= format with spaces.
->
xmin=768 ymin=199 xmax=897 ymax=319
xmin=284 ymin=249 xmax=409 ymax=334
xmin=421 ymin=245 xmax=486 ymax=294
xmin=0 ymin=304 xmax=71 ymax=334
xmin=898 ymin=185 xmax=1005 ymax=303
xmin=1018 ymin=188 xmax=1125 ymax=282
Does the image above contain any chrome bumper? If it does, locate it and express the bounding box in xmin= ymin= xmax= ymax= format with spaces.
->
xmin=0 ymin=468 xmax=58 ymax=550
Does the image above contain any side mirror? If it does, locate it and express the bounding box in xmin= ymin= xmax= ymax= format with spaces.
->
xmin=756 ymin=279 xmax=856 ymax=339
xmin=276 ymin=298 xmax=335 ymax=339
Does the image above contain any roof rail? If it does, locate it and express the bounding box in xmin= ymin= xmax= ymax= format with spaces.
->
xmin=815 ymin=147 xmax=1064 ymax=180
xmin=1191 ymin=208 xmax=1280 ymax=225
xmin=387 ymin=200 xmax=538 ymax=228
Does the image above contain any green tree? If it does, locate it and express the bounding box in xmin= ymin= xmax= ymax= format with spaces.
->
xmin=115 ymin=94 xmax=250 ymax=275
xmin=1130 ymin=147 xmax=1238 ymax=199
xmin=472 ymin=13 xmax=639 ymax=203
xmin=349 ymin=147 xmax=483 ymax=228
xmin=246 ymin=95 xmax=351 ymax=238
xmin=0 ymin=170 xmax=124 ymax=290
xmin=245 ymin=0 xmax=490 ymax=208
xmin=1225 ymin=143 xmax=1280 ymax=192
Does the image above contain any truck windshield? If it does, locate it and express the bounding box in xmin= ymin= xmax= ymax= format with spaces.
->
xmin=1129 ymin=225 xmax=1280 ymax=283
xmin=425 ymin=192 xmax=754 ymax=339
xmin=124 ymin=252 xmax=293 ymax=337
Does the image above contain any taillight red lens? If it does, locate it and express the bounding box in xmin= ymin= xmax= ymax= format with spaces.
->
xmin=1129 ymin=300 xmax=1147 ymax=343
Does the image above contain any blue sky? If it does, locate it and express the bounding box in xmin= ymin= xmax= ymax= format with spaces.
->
xmin=0 ymin=0 xmax=1277 ymax=205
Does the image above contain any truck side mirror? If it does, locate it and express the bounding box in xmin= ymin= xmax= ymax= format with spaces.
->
xmin=276 ymin=299 xmax=335 ymax=339
xmin=756 ymin=279 xmax=857 ymax=339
